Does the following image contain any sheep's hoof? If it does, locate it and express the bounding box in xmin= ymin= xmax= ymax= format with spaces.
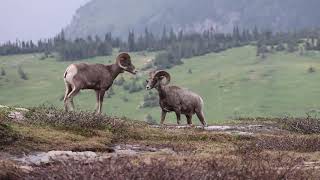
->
xmin=187 ymin=124 xmax=195 ymax=128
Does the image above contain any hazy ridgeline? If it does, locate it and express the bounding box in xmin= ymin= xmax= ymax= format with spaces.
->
xmin=64 ymin=0 xmax=320 ymax=38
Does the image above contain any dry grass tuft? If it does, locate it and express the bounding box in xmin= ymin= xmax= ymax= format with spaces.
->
xmin=0 ymin=123 xmax=19 ymax=148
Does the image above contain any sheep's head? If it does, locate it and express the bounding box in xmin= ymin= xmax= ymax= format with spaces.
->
xmin=146 ymin=70 xmax=171 ymax=90
xmin=116 ymin=53 xmax=137 ymax=74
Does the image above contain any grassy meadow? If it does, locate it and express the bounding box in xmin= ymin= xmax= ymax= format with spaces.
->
xmin=1 ymin=46 xmax=320 ymax=124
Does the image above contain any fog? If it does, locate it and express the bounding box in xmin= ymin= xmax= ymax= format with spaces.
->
xmin=0 ymin=0 xmax=89 ymax=43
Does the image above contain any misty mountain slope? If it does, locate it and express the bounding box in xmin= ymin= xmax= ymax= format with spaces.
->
xmin=64 ymin=0 xmax=320 ymax=39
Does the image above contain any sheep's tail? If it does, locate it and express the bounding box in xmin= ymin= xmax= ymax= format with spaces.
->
xmin=199 ymin=96 xmax=204 ymax=109
xmin=195 ymin=96 xmax=204 ymax=113
xmin=64 ymin=71 xmax=68 ymax=78
xmin=197 ymin=96 xmax=207 ymax=127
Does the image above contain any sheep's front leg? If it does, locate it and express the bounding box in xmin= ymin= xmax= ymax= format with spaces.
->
xmin=175 ymin=112 xmax=181 ymax=125
xmin=97 ymin=90 xmax=106 ymax=114
xmin=160 ymin=110 xmax=167 ymax=125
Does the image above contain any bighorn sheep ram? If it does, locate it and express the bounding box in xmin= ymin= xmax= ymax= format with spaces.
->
xmin=63 ymin=53 xmax=137 ymax=114
xmin=146 ymin=70 xmax=207 ymax=126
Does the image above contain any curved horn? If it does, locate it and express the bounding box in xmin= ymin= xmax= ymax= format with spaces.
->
xmin=116 ymin=53 xmax=131 ymax=69
xmin=154 ymin=70 xmax=171 ymax=85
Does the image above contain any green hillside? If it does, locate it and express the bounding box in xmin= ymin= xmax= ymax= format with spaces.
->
xmin=1 ymin=46 xmax=320 ymax=124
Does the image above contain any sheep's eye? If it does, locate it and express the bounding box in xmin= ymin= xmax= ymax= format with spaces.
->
xmin=146 ymin=80 xmax=149 ymax=83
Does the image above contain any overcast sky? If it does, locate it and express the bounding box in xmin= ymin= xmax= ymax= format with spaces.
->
xmin=0 ymin=0 xmax=90 ymax=43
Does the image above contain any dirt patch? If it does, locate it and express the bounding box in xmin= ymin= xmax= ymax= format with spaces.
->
xmin=151 ymin=124 xmax=284 ymax=135
xmin=112 ymin=144 xmax=175 ymax=155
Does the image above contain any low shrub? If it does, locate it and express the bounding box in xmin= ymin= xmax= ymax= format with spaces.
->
xmin=141 ymin=62 xmax=153 ymax=71
xmin=140 ymin=91 xmax=159 ymax=108
xmin=0 ymin=67 xmax=5 ymax=76
xmin=308 ymin=66 xmax=316 ymax=73
xmin=25 ymin=106 xmax=123 ymax=136
xmin=123 ymin=80 xmax=143 ymax=93
xmin=122 ymin=96 xmax=129 ymax=102
xmin=106 ymin=87 xmax=115 ymax=98
xmin=238 ymin=133 xmax=320 ymax=152
xmin=275 ymin=44 xmax=286 ymax=51
xmin=153 ymin=51 xmax=183 ymax=69
xmin=0 ymin=123 xmax=19 ymax=147
xmin=114 ymin=76 xmax=125 ymax=86
xmin=279 ymin=116 xmax=320 ymax=134
xmin=24 ymin=106 xmax=147 ymax=138
xmin=144 ymin=114 xmax=157 ymax=125
xmin=17 ymin=66 xmax=28 ymax=80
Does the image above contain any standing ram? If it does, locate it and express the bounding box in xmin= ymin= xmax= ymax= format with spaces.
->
xmin=145 ymin=70 xmax=207 ymax=126
xmin=63 ymin=53 xmax=137 ymax=114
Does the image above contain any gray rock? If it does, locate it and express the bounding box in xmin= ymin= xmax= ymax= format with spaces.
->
xmin=8 ymin=111 xmax=25 ymax=121
xmin=14 ymin=107 xmax=29 ymax=112
xmin=15 ymin=151 xmax=99 ymax=165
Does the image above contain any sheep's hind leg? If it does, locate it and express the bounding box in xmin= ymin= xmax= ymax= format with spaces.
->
xmin=185 ymin=114 xmax=193 ymax=126
xmin=64 ymin=83 xmax=72 ymax=112
xmin=94 ymin=90 xmax=100 ymax=114
xmin=67 ymin=87 xmax=80 ymax=111
xmin=196 ymin=111 xmax=207 ymax=127
xmin=175 ymin=112 xmax=181 ymax=125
